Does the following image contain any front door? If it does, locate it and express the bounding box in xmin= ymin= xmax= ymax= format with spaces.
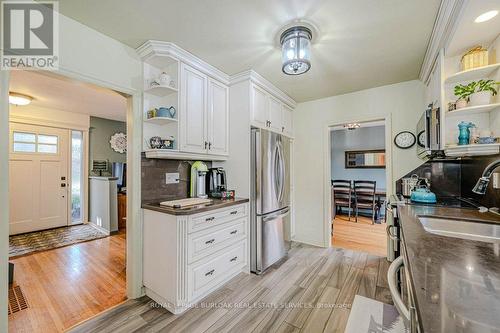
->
xmin=9 ymin=123 xmax=69 ymax=235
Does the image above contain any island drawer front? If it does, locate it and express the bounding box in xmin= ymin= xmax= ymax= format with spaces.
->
xmin=188 ymin=204 xmax=247 ymax=233
xmin=188 ymin=219 xmax=247 ymax=264
xmin=189 ymin=239 xmax=247 ymax=299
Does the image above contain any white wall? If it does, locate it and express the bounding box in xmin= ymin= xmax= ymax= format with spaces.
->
xmin=331 ymin=126 xmax=386 ymax=189
xmin=293 ymin=80 xmax=425 ymax=247
xmin=1 ymin=9 xmax=143 ymax=332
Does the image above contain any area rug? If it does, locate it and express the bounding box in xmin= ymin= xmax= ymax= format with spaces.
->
xmin=9 ymin=224 xmax=108 ymax=258
xmin=345 ymin=295 xmax=408 ymax=333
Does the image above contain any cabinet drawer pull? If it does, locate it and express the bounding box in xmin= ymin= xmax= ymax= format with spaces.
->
xmin=230 ymin=230 xmax=237 ymax=235
xmin=205 ymin=269 xmax=215 ymax=276
xmin=205 ymin=217 xmax=215 ymax=222
xmin=205 ymin=239 xmax=215 ymax=244
xmin=230 ymin=256 xmax=238 ymax=262
xmin=229 ymin=211 xmax=238 ymax=215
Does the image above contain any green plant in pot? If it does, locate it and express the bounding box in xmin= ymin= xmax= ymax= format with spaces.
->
xmin=469 ymin=79 xmax=499 ymax=106
xmin=454 ymin=82 xmax=475 ymax=109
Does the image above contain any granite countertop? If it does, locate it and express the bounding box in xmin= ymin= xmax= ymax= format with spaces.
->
xmin=398 ymin=203 xmax=500 ymax=332
xmin=142 ymin=197 xmax=249 ymax=216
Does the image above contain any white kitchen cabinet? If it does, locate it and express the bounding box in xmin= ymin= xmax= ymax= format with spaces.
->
xmin=180 ymin=63 xmax=208 ymax=154
xmin=250 ymin=83 xmax=269 ymax=128
xmin=207 ymin=78 xmax=229 ymax=156
xmin=143 ymin=203 xmax=249 ymax=314
xmin=268 ymin=96 xmax=282 ymax=132
xmin=281 ymin=104 xmax=293 ymax=137
xmin=250 ymin=82 xmax=294 ymax=137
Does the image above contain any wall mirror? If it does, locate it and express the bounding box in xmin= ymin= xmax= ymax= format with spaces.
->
xmin=345 ymin=149 xmax=385 ymax=168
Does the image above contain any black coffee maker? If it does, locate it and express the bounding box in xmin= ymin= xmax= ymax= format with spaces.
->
xmin=206 ymin=167 xmax=227 ymax=197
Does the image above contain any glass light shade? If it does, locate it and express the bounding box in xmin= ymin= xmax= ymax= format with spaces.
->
xmin=9 ymin=93 xmax=32 ymax=106
xmin=280 ymin=26 xmax=312 ymax=75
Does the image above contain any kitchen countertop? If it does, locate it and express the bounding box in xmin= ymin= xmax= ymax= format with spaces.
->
xmin=398 ymin=203 xmax=500 ymax=332
xmin=142 ymin=197 xmax=249 ymax=215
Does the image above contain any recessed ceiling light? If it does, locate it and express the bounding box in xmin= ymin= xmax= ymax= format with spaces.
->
xmin=475 ymin=10 xmax=498 ymax=23
xmin=9 ymin=92 xmax=33 ymax=106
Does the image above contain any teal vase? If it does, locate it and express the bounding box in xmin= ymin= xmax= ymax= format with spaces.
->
xmin=458 ymin=121 xmax=474 ymax=145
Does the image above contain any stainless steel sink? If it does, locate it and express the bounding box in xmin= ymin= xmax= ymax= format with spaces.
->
xmin=418 ymin=217 xmax=500 ymax=242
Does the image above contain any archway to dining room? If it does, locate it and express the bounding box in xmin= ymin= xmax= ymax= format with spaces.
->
xmin=329 ymin=119 xmax=388 ymax=257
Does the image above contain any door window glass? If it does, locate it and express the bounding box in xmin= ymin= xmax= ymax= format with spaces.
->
xmin=71 ymin=131 xmax=83 ymax=223
xmin=12 ymin=131 xmax=59 ymax=154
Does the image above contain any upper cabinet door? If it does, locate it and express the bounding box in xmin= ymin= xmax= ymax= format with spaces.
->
xmin=250 ymin=83 xmax=269 ymax=128
xmin=180 ymin=63 xmax=208 ymax=154
xmin=268 ymin=97 xmax=282 ymax=132
xmin=281 ymin=104 xmax=293 ymax=137
xmin=207 ymin=79 xmax=229 ymax=156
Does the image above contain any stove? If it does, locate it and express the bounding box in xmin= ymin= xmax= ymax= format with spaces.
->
xmin=396 ymin=195 xmax=480 ymax=209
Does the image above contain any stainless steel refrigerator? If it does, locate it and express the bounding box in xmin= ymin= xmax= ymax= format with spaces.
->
xmin=250 ymin=128 xmax=290 ymax=274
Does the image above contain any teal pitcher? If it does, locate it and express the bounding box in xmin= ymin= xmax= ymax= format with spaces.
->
xmin=457 ymin=121 xmax=475 ymax=145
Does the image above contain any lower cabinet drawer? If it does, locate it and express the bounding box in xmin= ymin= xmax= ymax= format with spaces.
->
xmin=188 ymin=204 xmax=247 ymax=233
xmin=188 ymin=240 xmax=247 ymax=299
xmin=188 ymin=219 xmax=247 ymax=263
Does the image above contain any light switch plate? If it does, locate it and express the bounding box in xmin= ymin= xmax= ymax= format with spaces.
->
xmin=165 ymin=173 xmax=180 ymax=184
xmin=493 ymin=172 xmax=500 ymax=189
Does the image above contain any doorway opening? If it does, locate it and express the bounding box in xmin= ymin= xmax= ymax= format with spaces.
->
xmin=329 ymin=120 xmax=388 ymax=256
xmin=7 ymin=70 xmax=129 ymax=332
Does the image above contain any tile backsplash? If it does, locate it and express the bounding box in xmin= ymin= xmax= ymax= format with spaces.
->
xmin=141 ymin=155 xmax=212 ymax=204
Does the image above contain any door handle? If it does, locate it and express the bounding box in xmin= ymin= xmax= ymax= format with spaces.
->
xmin=208 ymin=142 xmax=212 ymax=150
xmin=388 ymin=257 xmax=410 ymax=323
xmin=262 ymin=207 xmax=290 ymax=223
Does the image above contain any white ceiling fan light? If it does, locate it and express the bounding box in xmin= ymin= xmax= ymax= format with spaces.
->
xmin=474 ymin=10 xmax=498 ymax=23
xmin=9 ymin=92 xmax=33 ymax=106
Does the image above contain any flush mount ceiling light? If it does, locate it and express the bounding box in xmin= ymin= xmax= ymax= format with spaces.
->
xmin=475 ymin=10 xmax=498 ymax=23
xmin=280 ymin=26 xmax=313 ymax=75
xmin=9 ymin=92 xmax=33 ymax=106
xmin=344 ymin=123 xmax=361 ymax=130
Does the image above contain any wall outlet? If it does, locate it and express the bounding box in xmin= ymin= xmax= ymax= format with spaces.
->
xmin=493 ymin=172 xmax=500 ymax=189
xmin=165 ymin=173 xmax=180 ymax=184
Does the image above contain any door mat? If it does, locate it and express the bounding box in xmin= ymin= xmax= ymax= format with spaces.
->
xmin=8 ymin=285 xmax=29 ymax=315
xmin=9 ymin=224 xmax=108 ymax=258
xmin=345 ymin=295 xmax=408 ymax=333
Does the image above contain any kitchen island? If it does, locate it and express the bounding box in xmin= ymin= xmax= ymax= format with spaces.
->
xmin=142 ymin=198 xmax=249 ymax=314
xmin=397 ymin=203 xmax=500 ymax=332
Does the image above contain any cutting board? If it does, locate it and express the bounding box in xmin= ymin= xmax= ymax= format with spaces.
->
xmin=160 ymin=198 xmax=212 ymax=208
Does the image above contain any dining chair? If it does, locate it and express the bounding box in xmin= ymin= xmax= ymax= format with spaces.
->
xmin=353 ymin=180 xmax=378 ymax=224
xmin=331 ymin=179 xmax=354 ymax=222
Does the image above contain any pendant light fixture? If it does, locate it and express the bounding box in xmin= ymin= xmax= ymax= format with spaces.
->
xmin=280 ymin=26 xmax=312 ymax=75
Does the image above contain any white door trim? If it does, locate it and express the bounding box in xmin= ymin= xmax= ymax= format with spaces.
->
xmin=323 ymin=115 xmax=393 ymax=248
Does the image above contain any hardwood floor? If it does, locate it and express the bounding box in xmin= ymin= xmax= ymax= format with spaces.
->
xmin=332 ymin=215 xmax=387 ymax=257
xmin=69 ymin=243 xmax=393 ymax=333
xmin=8 ymin=230 xmax=126 ymax=333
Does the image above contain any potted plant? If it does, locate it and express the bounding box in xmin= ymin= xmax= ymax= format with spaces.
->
xmin=469 ymin=79 xmax=499 ymax=106
xmin=454 ymin=83 xmax=475 ymax=108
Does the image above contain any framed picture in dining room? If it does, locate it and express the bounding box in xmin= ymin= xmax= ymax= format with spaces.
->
xmin=345 ymin=149 xmax=386 ymax=168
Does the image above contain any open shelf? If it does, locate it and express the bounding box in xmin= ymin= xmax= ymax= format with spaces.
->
xmin=144 ymin=54 xmax=178 ymax=69
xmin=445 ymin=143 xmax=500 ymax=157
xmin=144 ymin=84 xmax=178 ymax=97
xmin=144 ymin=117 xmax=178 ymax=125
xmin=445 ymin=103 xmax=500 ymax=117
xmin=444 ymin=63 xmax=500 ymax=84
xmin=144 ymin=149 xmax=228 ymax=161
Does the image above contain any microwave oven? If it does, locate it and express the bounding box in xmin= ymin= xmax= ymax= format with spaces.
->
xmin=417 ymin=106 xmax=441 ymax=158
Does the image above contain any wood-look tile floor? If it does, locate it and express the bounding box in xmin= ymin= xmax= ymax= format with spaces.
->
xmin=8 ymin=230 xmax=126 ymax=333
xmin=69 ymin=243 xmax=393 ymax=333
xmin=332 ymin=215 xmax=387 ymax=257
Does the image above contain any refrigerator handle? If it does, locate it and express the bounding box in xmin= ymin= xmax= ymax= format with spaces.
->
xmin=273 ymin=144 xmax=281 ymax=203
xmin=277 ymin=142 xmax=285 ymax=203
xmin=262 ymin=207 xmax=290 ymax=223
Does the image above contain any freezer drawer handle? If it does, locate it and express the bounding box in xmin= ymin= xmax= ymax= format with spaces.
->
xmin=205 ymin=269 xmax=215 ymax=276
xmin=230 ymin=230 xmax=238 ymax=235
xmin=230 ymin=256 xmax=238 ymax=262
xmin=229 ymin=210 xmax=238 ymax=215
xmin=205 ymin=217 xmax=215 ymax=222
xmin=205 ymin=239 xmax=215 ymax=244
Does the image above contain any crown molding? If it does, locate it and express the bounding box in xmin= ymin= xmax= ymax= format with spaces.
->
xmin=230 ymin=70 xmax=297 ymax=108
xmin=419 ymin=0 xmax=466 ymax=84
xmin=136 ymin=40 xmax=231 ymax=85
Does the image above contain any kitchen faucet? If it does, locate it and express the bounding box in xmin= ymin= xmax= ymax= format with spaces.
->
xmin=472 ymin=159 xmax=500 ymax=195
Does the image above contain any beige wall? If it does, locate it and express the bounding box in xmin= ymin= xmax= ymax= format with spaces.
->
xmin=292 ymin=80 xmax=425 ymax=247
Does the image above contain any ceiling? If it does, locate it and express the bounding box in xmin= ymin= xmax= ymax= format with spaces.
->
xmin=447 ymin=0 xmax=500 ymax=57
xmin=9 ymin=71 xmax=127 ymax=121
xmin=57 ymin=0 xmax=441 ymax=102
